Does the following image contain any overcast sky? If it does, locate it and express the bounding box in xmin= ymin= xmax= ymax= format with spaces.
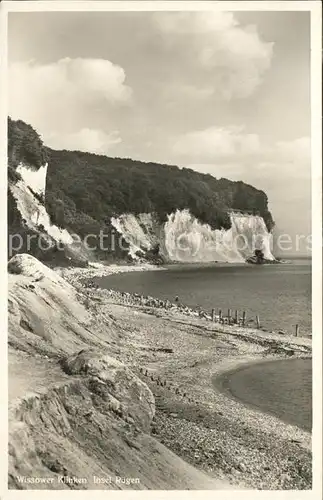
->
xmin=8 ymin=11 xmax=311 ymax=254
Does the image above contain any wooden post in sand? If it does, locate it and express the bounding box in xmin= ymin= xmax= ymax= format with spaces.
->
xmin=256 ymin=315 xmax=260 ymax=329
xmin=242 ymin=311 xmax=246 ymax=327
xmin=211 ymin=308 xmax=215 ymax=322
xmin=234 ymin=310 xmax=238 ymax=324
xmin=228 ymin=309 xmax=231 ymax=324
xmin=295 ymin=324 xmax=299 ymax=337
xmin=219 ymin=309 xmax=222 ymax=323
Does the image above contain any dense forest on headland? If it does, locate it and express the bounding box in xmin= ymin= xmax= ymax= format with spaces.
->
xmin=8 ymin=117 xmax=274 ymax=226
xmin=7 ymin=117 xmax=274 ymax=263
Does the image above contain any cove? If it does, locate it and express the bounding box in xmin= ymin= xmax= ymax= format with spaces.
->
xmin=213 ymin=357 xmax=312 ymax=432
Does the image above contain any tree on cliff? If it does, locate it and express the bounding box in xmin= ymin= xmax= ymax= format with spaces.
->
xmin=8 ymin=117 xmax=48 ymax=170
xmin=45 ymin=146 xmax=273 ymax=233
xmin=7 ymin=117 xmax=275 ymax=263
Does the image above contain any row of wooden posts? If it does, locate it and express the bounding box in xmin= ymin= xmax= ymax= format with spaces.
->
xmin=84 ymin=284 xmax=300 ymax=338
xmin=139 ymin=368 xmax=199 ymax=404
xmin=136 ymin=293 xmax=301 ymax=337
xmin=210 ymin=307 xmax=248 ymax=325
xmin=210 ymin=307 xmax=300 ymax=337
xmin=87 ymin=290 xmax=300 ymax=338
xmin=210 ymin=307 xmax=255 ymax=328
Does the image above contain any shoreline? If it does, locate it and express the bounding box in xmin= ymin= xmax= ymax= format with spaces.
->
xmin=80 ymin=275 xmax=312 ymax=338
xmin=57 ymin=261 xmax=165 ymax=282
xmin=212 ymin=356 xmax=312 ymax=432
xmin=60 ymin=263 xmax=312 ymax=489
xmin=57 ymin=255 xmax=299 ymax=284
xmin=59 ymin=259 xmax=312 ymax=338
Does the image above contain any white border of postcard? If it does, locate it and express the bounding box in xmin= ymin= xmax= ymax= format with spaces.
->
xmin=0 ymin=2 xmax=322 ymax=500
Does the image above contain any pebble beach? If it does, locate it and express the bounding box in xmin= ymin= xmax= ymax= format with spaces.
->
xmin=59 ymin=264 xmax=313 ymax=489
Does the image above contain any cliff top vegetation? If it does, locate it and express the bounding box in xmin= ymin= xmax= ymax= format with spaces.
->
xmin=8 ymin=117 xmax=274 ymax=262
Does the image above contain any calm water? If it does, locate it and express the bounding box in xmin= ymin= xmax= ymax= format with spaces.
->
xmin=213 ymin=357 xmax=312 ymax=431
xmin=95 ymin=260 xmax=312 ymax=335
xmin=95 ymin=260 xmax=312 ymax=429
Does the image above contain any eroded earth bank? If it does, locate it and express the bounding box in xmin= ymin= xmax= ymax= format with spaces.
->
xmin=8 ymin=255 xmax=312 ymax=490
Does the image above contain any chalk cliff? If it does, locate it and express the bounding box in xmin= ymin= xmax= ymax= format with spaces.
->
xmin=112 ymin=209 xmax=274 ymax=263
xmin=8 ymin=117 xmax=275 ymax=265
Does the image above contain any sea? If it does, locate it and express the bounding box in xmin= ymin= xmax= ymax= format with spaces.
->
xmin=96 ymin=259 xmax=312 ymax=336
xmin=94 ymin=258 xmax=312 ymax=430
xmin=213 ymin=357 xmax=312 ymax=431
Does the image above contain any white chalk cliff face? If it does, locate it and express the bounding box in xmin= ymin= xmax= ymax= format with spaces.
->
xmin=9 ymin=162 xmax=274 ymax=264
xmin=111 ymin=213 xmax=159 ymax=259
xmin=16 ymin=162 xmax=48 ymax=197
xmin=112 ymin=209 xmax=274 ymax=263
xmin=9 ymin=162 xmax=73 ymax=245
